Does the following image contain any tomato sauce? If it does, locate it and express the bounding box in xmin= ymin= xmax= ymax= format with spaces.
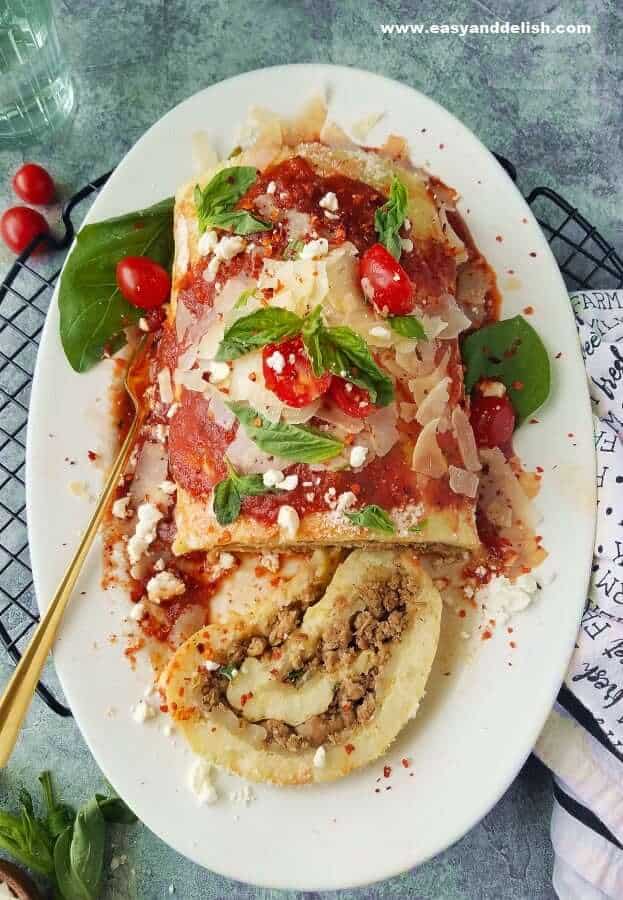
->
xmin=168 ymin=390 xmax=234 ymax=494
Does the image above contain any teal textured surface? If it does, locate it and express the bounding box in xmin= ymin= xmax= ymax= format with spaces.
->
xmin=1 ymin=1 xmax=621 ymax=896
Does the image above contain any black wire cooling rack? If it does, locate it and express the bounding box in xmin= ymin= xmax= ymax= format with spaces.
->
xmin=1 ymin=160 xmax=622 ymax=717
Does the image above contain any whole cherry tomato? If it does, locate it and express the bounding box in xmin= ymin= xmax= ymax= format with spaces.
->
xmin=262 ymin=336 xmax=332 ymax=408
xmin=359 ymin=242 xmax=414 ymax=316
xmin=470 ymin=392 xmax=516 ymax=448
xmin=328 ymin=377 xmax=375 ymax=418
xmin=0 ymin=206 xmax=49 ymax=254
xmin=12 ymin=163 xmax=55 ymax=205
xmin=116 ymin=256 xmax=171 ymax=309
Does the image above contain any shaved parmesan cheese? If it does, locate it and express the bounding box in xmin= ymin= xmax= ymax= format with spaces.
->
xmin=452 ymin=407 xmax=481 ymax=472
xmin=408 ymin=350 xmax=450 ymax=406
xmin=416 ymin=376 xmax=450 ymax=426
xmin=254 ymin=193 xmax=278 ymax=219
xmin=399 ymin=402 xmax=418 ymax=422
xmin=284 ymin=209 xmax=312 ymax=242
xmin=479 ymin=448 xmax=536 ymax=531
xmin=315 ymin=404 xmax=365 ymax=434
xmin=158 ymin=368 xmax=174 ymax=404
xmin=368 ymin=405 xmax=399 ymax=457
xmin=448 ymin=465 xmax=479 ymax=498
xmin=281 ymin=399 xmax=322 ymax=424
xmin=207 ymin=361 xmax=230 ymax=384
xmin=174 ymin=216 xmax=190 ymax=277
xmin=228 ymin=352 xmax=284 ymax=422
xmin=411 ymin=418 xmax=447 ymax=478
xmin=438 ymin=300 xmax=472 ymax=339
xmin=351 ymin=111 xmax=383 ymax=141
xmin=283 ymin=95 xmax=328 ymax=144
xmin=258 ymin=257 xmax=328 ymax=316
xmin=300 ymin=238 xmax=328 ymax=259
xmin=319 ymin=119 xmax=355 ymax=149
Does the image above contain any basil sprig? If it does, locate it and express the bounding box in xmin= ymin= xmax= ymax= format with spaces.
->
xmin=345 ymin=504 xmax=396 ymax=534
xmin=0 ymin=770 xmax=136 ymax=899
xmin=216 ymin=306 xmax=394 ymax=407
xmin=374 ymin=176 xmax=409 ymax=260
xmin=228 ymin=402 xmax=343 ymax=462
xmin=302 ymin=307 xmax=394 ymax=406
xmin=461 ymin=315 xmax=550 ymax=424
xmin=213 ymin=459 xmax=269 ymax=526
xmin=215 ymin=308 xmax=302 ymax=361
xmin=388 ymin=315 xmax=427 ymax=340
xmin=194 ymin=166 xmax=271 ymax=235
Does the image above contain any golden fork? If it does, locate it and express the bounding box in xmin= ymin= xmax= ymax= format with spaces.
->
xmin=0 ymin=335 xmax=153 ymax=767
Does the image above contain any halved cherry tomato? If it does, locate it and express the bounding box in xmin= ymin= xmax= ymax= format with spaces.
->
xmin=116 ymin=256 xmax=171 ymax=309
xmin=328 ymin=376 xmax=375 ymax=418
xmin=12 ymin=163 xmax=55 ymax=205
xmin=0 ymin=206 xmax=49 ymax=254
xmin=359 ymin=242 xmax=414 ymax=316
xmin=262 ymin=336 xmax=331 ymax=408
xmin=470 ymin=392 xmax=516 ymax=448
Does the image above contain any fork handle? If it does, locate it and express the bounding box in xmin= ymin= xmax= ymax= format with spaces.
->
xmin=0 ymin=413 xmax=144 ymax=767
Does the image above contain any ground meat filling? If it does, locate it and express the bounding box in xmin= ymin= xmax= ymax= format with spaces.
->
xmin=197 ymin=573 xmax=411 ymax=752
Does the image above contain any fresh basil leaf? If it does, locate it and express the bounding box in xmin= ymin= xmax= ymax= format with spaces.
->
xmin=0 ymin=801 xmax=55 ymax=878
xmin=233 ymin=472 xmax=268 ymax=496
xmin=228 ymin=402 xmax=343 ymax=462
xmin=94 ymin=795 xmax=137 ymax=825
xmin=54 ymin=825 xmax=85 ymax=900
xmin=219 ymin=664 xmax=238 ymax=680
xmin=389 ymin=315 xmax=427 ymax=340
xmin=374 ymin=176 xmax=409 ymax=260
xmin=461 ymin=315 xmax=550 ymax=424
xmin=213 ymin=477 xmax=242 ymax=526
xmin=202 ymin=209 xmax=271 ymax=235
xmin=194 ymin=166 xmax=271 ymax=235
xmin=39 ymin=771 xmax=75 ymax=839
xmin=67 ymin=798 xmax=105 ymax=900
xmin=233 ymin=288 xmax=256 ymax=310
xmin=315 ymin=325 xmax=395 ymax=406
xmin=300 ymin=304 xmax=324 ymax=375
xmin=215 ymin=308 xmax=303 ymax=361
xmin=59 ymin=197 xmax=174 ymax=372
xmin=345 ymin=504 xmax=396 ymax=534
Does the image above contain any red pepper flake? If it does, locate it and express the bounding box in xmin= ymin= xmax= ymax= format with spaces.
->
xmin=536 ymin=465 xmax=544 ymax=473
xmin=507 ymin=627 xmax=514 ymax=634
xmin=159 ymin=704 xmax=168 ymax=713
xmin=409 ymin=772 xmax=414 ymax=777
xmin=383 ymin=765 xmax=392 ymax=778
xmin=495 ymin=235 xmax=503 ymax=243
xmin=482 ymin=629 xmax=493 ymax=641
xmin=375 ymin=788 xmax=380 ymax=793
xmin=522 ymin=217 xmax=528 ymax=224
xmin=344 ymin=743 xmax=355 ymax=755
xmin=385 ymin=786 xmax=392 ymax=791
xmin=87 ymin=449 xmax=98 ymax=461
xmin=240 ymin=692 xmax=254 ymax=707
xmin=529 ymin=251 xmax=537 ymax=257
xmin=458 ymin=609 xmax=466 ymax=618
xmin=568 ymin=432 xmax=574 ymax=438
xmin=512 ymin=380 xmax=524 ymax=390
xmin=529 ymin=417 xmax=540 ymax=424
xmin=401 ymin=758 xmax=411 ymax=769
xmin=510 ymin=641 xmax=517 ymax=649
xmin=555 ymin=351 xmax=562 ymax=359
xmin=523 ymin=305 xmax=534 ymax=315
xmin=421 ymin=127 xmax=427 ymax=133
xmin=196 ymin=642 xmax=205 ymax=654
xmin=439 ymin=143 xmax=445 ymax=149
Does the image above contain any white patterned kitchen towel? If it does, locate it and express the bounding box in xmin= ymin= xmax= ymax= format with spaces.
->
xmin=534 ymin=289 xmax=623 ymax=900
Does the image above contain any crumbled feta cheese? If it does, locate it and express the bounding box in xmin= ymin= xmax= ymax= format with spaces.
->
xmin=260 ymin=552 xmax=280 ymax=572
xmin=146 ymin=570 xmax=186 ymax=604
xmin=369 ymin=325 xmax=391 ymax=340
xmin=127 ymin=503 xmax=162 ymax=564
xmin=400 ymin=237 xmax=414 ymax=253
xmin=112 ymin=495 xmax=131 ymax=519
xmin=300 ymin=238 xmax=329 ymax=259
xmin=324 ymin=210 xmax=339 ymax=220
xmin=335 ymin=491 xmax=357 ymax=516
xmin=188 ymin=758 xmax=218 ymax=805
xmin=207 ymin=360 xmax=230 ymax=384
xmin=158 ymin=480 xmax=177 ymax=496
xmin=265 ymin=351 xmax=286 ymax=374
xmin=324 ymin=487 xmax=338 ymax=510
xmin=132 ymin=699 xmax=158 ymax=723
xmin=151 ymin=423 xmax=168 ymax=443
xmin=203 ymin=256 xmax=221 ymax=282
xmin=203 ymin=659 xmax=220 ymax=671
xmin=215 ymin=235 xmax=246 ymax=260
xmin=280 ymin=474 xmax=298 ymax=491
xmin=350 ymin=445 xmax=368 ymax=468
xmin=229 ymin=784 xmax=255 ymax=806
xmin=476 ymin=573 xmax=538 ymax=626
xmin=403 ymin=217 xmax=412 ymax=232
xmin=313 ymin=745 xmax=326 ymax=768
xmin=197 ymin=229 xmax=219 ymax=256
xmin=129 ymin=601 xmax=145 ymax=622
xmin=361 ymin=276 xmax=375 ymax=301
xmin=263 ymin=468 xmax=285 ymax=488
xmin=216 ymin=551 xmax=236 ymax=572
xmin=266 ymin=181 xmax=277 ymax=194
xmin=277 ymin=505 xmax=300 ymax=538
xmin=480 ymin=379 xmax=507 ymax=398
xmin=138 ymin=317 xmax=149 ymax=332
xmin=305 ymin=492 xmax=314 ymax=502
xmin=167 ymin=402 xmax=179 ymax=419
xmin=319 ymin=191 xmax=339 ymax=212
xmin=153 ymin=557 xmax=165 ymax=572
